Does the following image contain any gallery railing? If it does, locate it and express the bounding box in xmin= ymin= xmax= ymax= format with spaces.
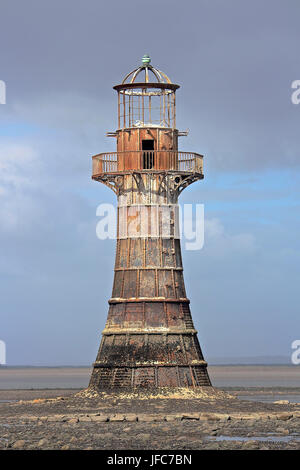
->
xmin=92 ymin=151 xmax=203 ymax=175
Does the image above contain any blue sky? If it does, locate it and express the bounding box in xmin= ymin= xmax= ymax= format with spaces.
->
xmin=0 ymin=0 xmax=299 ymax=365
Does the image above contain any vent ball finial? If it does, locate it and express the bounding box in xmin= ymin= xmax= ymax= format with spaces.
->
xmin=142 ymin=54 xmax=151 ymax=65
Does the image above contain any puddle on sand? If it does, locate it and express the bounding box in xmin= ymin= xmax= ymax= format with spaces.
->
xmin=237 ymin=394 xmax=300 ymax=404
xmin=207 ymin=434 xmax=300 ymax=443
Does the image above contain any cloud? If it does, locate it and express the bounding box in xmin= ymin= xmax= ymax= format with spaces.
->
xmin=0 ymin=142 xmax=38 ymax=187
xmin=204 ymin=217 xmax=256 ymax=257
xmin=0 ymin=0 xmax=299 ymax=174
xmin=0 ymin=142 xmax=41 ymax=232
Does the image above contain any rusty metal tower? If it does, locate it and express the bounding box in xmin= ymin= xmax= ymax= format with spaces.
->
xmin=89 ymin=56 xmax=211 ymax=390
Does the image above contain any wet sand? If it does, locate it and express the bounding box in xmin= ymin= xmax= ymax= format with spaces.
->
xmin=209 ymin=365 xmax=300 ymax=388
xmin=0 ymin=365 xmax=299 ymax=389
xmin=0 ymin=367 xmax=92 ymax=389
xmin=1 ymin=366 xmax=299 ymax=450
xmin=1 ymin=387 xmax=300 ymax=450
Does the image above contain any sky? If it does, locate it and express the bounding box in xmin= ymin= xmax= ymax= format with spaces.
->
xmin=0 ymin=0 xmax=299 ymax=365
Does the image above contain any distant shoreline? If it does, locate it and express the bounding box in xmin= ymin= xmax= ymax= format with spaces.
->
xmin=0 ymin=363 xmax=296 ymax=368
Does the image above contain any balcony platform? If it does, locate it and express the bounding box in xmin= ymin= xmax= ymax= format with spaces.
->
xmin=92 ymin=151 xmax=203 ymax=179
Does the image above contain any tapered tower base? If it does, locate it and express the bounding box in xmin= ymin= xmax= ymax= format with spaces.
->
xmin=90 ymin=364 xmax=211 ymax=390
xmin=89 ymin=302 xmax=211 ymax=390
xmin=89 ymin=172 xmax=212 ymax=391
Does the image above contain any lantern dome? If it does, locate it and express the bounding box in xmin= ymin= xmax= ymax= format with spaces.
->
xmin=113 ymin=56 xmax=179 ymax=93
xmin=121 ymin=55 xmax=173 ymax=85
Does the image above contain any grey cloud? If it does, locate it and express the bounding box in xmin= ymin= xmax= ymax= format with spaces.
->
xmin=0 ymin=0 xmax=299 ymax=172
xmin=1 ymin=0 xmax=300 ymax=364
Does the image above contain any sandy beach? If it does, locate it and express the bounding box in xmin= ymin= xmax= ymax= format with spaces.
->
xmin=0 ymin=366 xmax=299 ymax=450
xmin=0 ymin=386 xmax=300 ymax=451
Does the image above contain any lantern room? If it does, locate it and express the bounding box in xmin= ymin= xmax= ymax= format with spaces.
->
xmin=114 ymin=55 xmax=180 ymax=171
xmin=114 ymin=54 xmax=179 ymax=130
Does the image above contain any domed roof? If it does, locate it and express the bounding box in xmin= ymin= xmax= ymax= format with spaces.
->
xmin=121 ymin=55 xmax=173 ymax=85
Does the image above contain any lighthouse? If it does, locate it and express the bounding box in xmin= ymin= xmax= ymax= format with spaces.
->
xmin=89 ymin=56 xmax=211 ymax=390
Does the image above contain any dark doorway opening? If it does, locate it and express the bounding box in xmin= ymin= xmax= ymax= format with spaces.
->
xmin=142 ymin=139 xmax=154 ymax=169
